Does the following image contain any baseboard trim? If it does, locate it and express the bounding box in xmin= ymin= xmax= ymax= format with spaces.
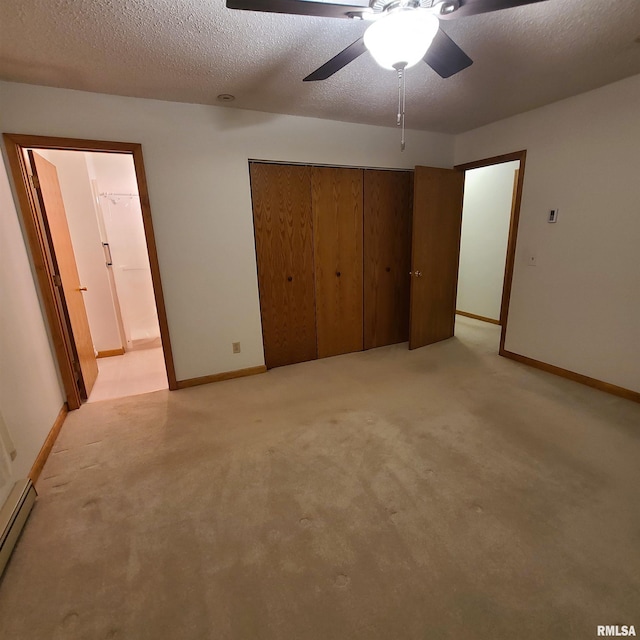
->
xmin=29 ymin=404 xmax=68 ymax=484
xmin=176 ymin=365 xmax=267 ymax=390
xmin=0 ymin=479 xmax=37 ymax=578
xmin=456 ymin=310 xmax=500 ymax=325
xmin=97 ymin=348 xmax=125 ymax=358
xmin=500 ymin=349 xmax=640 ymax=403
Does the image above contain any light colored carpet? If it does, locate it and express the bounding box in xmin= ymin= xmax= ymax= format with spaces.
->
xmin=1 ymin=317 xmax=639 ymax=639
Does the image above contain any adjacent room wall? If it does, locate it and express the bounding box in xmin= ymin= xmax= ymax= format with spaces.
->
xmin=0 ymin=153 xmax=65 ymax=484
xmin=457 ymin=161 xmax=519 ymax=321
xmin=0 ymin=81 xmax=454 ymax=382
xmin=455 ymin=74 xmax=640 ymax=393
xmin=86 ymin=152 xmax=161 ymax=349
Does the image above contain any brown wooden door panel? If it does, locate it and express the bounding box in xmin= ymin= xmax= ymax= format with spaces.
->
xmin=311 ymin=167 xmax=364 ymax=358
xmin=409 ymin=166 xmax=464 ymax=350
xmin=363 ymin=169 xmax=412 ymax=349
xmin=250 ymin=163 xmax=317 ymax=368
xmin=30 ymin=151 xmax=99 ymax=397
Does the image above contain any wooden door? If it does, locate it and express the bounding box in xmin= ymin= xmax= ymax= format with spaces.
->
xmin=363 ymin=169 xmax=412 ymax=349
xmin=311 ymin=167 xmax=364 ymax=358
xmin=30 ymin=151 xmax=99 ymax=397
xmin=409 ymin=166 xmax=464 ymax=349
xmin=250 ymin=163 xmax=317 ymax=369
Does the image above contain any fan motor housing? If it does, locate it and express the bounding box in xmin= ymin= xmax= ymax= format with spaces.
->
xmin=370 ymin=0 xmax=455 ymax=12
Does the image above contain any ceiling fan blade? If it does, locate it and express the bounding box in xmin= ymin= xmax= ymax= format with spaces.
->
xmin=226 ymin=0 xmax=367 ymax=19
xmin=423 ymin=28 xmax=473 ymax=78
xmin=440 ymin=0 xmax=548 ymax=19
xmin=303 ymin=37 xmax=368 ymax=82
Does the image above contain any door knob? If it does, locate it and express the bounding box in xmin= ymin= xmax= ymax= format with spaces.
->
xmin=414 ymin=271 xmax=422 ymax=278
xmin=76 ymin=286 xmax=88 ymax=291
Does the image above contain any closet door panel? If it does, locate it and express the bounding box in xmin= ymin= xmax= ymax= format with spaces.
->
xmin=311 ymin=167 xmax=364 ymax=358
xmin=363 ymin=169 xmax=413 ymax=349
xmin=250 ymin=163 xmax=317 ymax=368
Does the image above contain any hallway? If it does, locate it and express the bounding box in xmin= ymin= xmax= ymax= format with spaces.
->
xmin=88 ymin=347 xmax=167 ymax=403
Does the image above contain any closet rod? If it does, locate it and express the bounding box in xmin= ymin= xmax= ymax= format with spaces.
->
xmin=98 ymin=192 xmax=139 ymax=197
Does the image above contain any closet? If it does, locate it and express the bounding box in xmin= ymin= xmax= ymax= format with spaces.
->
xmin=250 ymin=161 xmax=413 ymax=369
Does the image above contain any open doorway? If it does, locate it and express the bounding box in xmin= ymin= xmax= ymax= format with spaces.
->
xmin=453 ymin=151 xmax=527 ymax=353
xmin=3 ymin=135 xmax=177 ymax=409
xmin=28 ymin=148 xmax=168 ymax=402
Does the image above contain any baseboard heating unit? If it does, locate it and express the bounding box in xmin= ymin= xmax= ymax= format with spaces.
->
xmin=0 ymin=479 xmax=36 ymax=577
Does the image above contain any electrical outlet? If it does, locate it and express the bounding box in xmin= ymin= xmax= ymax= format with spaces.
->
xmin=232 ymin=342 xmax=241 ymax=354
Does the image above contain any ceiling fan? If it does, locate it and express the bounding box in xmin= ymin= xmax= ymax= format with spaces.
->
xmin=226 ymin=0 xmax=547 ymax=149
xmin=225 ymin=0 xmax=548 ymax=82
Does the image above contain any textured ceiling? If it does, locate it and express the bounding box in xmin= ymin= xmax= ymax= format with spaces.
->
xmin=1 ymin=0 xmax=639 ymax=133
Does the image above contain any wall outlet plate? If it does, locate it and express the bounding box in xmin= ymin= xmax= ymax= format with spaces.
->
xmin=232 ymin=342 xmax=241 ymax=354
xmin=548 ymin=209 xmax=559 ymax=223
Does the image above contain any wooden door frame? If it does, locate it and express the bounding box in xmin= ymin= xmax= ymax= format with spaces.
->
xmin=3 ymin=133 xmax=178 ymax=408
xmin=454 ymin=150 xmax=527 ymax=355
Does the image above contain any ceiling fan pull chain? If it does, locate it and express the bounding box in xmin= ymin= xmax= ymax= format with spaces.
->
xmin=401 ymin=65 xmax=406 ymax=151
xmin=395 ymin=64 xmax=407 ymax=151
xmin=396 ymin=66 xmax=403 ymax=126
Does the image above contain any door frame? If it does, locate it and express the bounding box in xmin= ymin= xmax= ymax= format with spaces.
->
xmin=3 ymin=133 xmax=177 ymax=408
xmin=454 ymin=150 xmax=527 ymax=355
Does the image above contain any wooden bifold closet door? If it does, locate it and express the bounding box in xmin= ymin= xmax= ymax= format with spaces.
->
xmin=311 ymin=167 xmax=364 ymax=358
xmin=251 ymin=162 xmax=415 ymax=369
xmin=363 ymin=169 xmax=412 ymax=349
xmin=249 ymin=163 xmax=317 ymax=369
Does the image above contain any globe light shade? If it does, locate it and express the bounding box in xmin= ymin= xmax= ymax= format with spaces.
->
xmin=363 ymin=9 xmax=439 ymax=71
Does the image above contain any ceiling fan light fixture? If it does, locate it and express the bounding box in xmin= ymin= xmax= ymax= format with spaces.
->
xmin=363 ymin=8 xmax=439 ymax=70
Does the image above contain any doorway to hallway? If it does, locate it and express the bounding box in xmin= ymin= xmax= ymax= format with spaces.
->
xmin=3 ymin=134 xmax=177 ymax=409
xmin=453 ymin=151 xmax=527 ymax=354
xmin=30 ymin=149 xmax=169 ymax=402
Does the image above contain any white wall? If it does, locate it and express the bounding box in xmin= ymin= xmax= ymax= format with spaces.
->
xmin=87 ymin=152 xmax=160 ymax=349
xmin=0 ymin=81 xmax=454 ymax=381
xmin=455 ymin=74 xmax=640 ymax=393
xmin=35 ymin=149 xmax=123 ymax=353
xmin=86 ymin=152 xmax=138 ymax=194
xmin=0 ymin=152 xmax=65 ymax=485
xmin=457 ymin=161 xmax=519 ymax=321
